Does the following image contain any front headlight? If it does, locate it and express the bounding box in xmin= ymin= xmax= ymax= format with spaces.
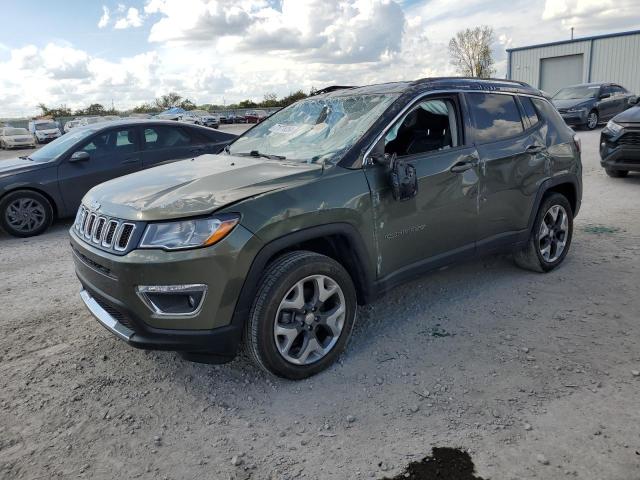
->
xmin=605 ymin=120 xmax=623 ymax=135
xmin=140 ymin=214 xmax=240 ymax=250
xmin=567 ymin=107 xmax=586 ymax=113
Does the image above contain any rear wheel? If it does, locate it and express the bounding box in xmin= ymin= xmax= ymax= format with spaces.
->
xmin=586 ymin=110 xmax=599 ymax=130
xmin=0 ymin=190 xmax=53 ymax=237
xmin=245 ymin=251 xmax=357 ymax=379
xmin=514 ymin=193 xmax=573 ymax=273
xmin=605 ymin=168 xmax=628 ymax=178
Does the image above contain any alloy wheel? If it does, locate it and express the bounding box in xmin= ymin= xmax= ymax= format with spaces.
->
xmin=538 ymin=204 xmax=569 ymax=263
xmin=5 ymin=198 xmax=47 ymax=233
xmin=587 ymin=112 xmax=598 ymax=129
xmin=273 ymin=274 xmax=346 ymax=365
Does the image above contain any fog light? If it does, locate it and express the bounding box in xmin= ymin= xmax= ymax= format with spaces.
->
xmin=137 ymin=284 xmax=207 ymax=316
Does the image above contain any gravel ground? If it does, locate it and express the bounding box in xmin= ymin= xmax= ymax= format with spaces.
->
xmin=1 ymin=128 xmax=639 ymax=480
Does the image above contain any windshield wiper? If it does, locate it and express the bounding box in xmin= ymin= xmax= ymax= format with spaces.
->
xmin=235 ymin=150 xmax=286 ymax=160
xmin=19 ymin=156 xmax=34 ymax=161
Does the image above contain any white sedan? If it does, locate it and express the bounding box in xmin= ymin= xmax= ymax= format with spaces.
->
xmin=0 ymin=127 xmax=36 ymax=149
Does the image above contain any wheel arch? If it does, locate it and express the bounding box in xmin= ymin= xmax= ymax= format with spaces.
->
xmin=526 ymin=175 xmax=580 ymax=235
xmin=0 ymin=186 xmax=59 ymax=219
xmin=230 ymin=223 xmax=375 ymax=333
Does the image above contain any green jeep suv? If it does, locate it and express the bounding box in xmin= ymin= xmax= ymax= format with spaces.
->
xmin=70 ymin=78 xmax=582 ymax=379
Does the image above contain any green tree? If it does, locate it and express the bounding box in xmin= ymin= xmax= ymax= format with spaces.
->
xmin=37 ymin=103 xmax=72 ymax=118
xmin=179 ymin=98 xmax=196 ymax=110
xmin=448 ymin=26 xmax=495 ymax=78
xmin=154 ymin=92 xmax=183 ymax=110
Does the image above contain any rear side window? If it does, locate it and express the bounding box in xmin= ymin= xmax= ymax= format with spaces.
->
xmin=531 ymin=97 xmax=570 ymax=137
xmin=519 ymin=97 xmax=539 ymax=127
xmin=466 ymin=93 xmax=523 ymax=143
xmin=143 ymin=126 xmax=192 ymax=150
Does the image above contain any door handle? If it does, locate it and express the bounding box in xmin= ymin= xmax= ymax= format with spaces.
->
xmin=450 ymin=155 xmax=478 ymax=173
xmin=525 ymin=144 xmax=545 ymax=154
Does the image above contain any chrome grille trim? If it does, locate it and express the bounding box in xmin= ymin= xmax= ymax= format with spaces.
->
xmin=73 ymin=206 xmax=137 ymax=253
xmin=102 ymin=220 xmax=120 ymax=248
xmin=84 ymin=213 xmax=97 ymax=239
xmin=114 ymin=223 xmax=135 ymax=252
xmin=92 ymin=217 xmax=106 ymax=243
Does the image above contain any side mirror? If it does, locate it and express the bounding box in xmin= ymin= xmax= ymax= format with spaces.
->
xmin=388 ymin=154 xmax=418 ymax=202
xmin=599 ymin=93 xmax=611 ymax=100
xmin=69 ymin=151 xmax=90 ymax=162
xmin=629 ymin=96 xmax=639 ymax=106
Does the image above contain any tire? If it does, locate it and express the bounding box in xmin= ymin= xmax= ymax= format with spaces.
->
xmin=586 ymin=110 xmax=599 ymax=130
xmin=0 ymin=190 xmax=54 ymax=237
xmin=244 ymin=251 xmax=357 ymax=379
xmin=605 ymin=169 xmax=628 ymax=178
xmin=514 ymin=193 xmax=573 ymax=273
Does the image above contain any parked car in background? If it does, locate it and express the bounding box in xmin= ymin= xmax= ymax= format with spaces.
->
xmin=28 ymin=119 xmax=61 ymax=144
xmin=0 ymin=127 xmax=36 ymax=149
xmin=244 ymin=110 xmax=269 ymax=123
xmin=78 ymin=116 xmax=104 ymax=127
xmin=102 ymin=115 xmax=121 ymax=122
xmin=600 ymin=96 xmax=640 ymax=177
xmin=552 ymin=83 xmax=635 ymax=130
xmin=179 ymin=110 xmax=219 ymax=128
xmin=157 ymin=107 xmax=185 ymax=121
xmin=0 ymin=120 xmax=236 ymax=237
xmin=129 ymin=113 xmax=153 ymax=119
xmin=69 ymin=78 xmax=582 ymax=379
xmin=64 ymin=119 xmax=82 ymax=133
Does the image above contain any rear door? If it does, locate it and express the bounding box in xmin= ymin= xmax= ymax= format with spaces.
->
xmin=57 ymin=127 xmax=142 ymax=212
xmin=466 ymin=92 xmax=548 ymax=249
xmin=598 ymin=85 xmax=618 ymax=120
xmin=140 ymin=124 xmax=202 ymax=169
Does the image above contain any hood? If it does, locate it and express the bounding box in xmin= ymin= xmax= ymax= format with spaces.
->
xmin=83 ymin=154 xmax=323 ymax=221
xmin=613 ymin=105 xmax=640 ymax=124
xmin=35 ymin=129 xmax=59 ymax=135
xmin=0 ymin=157 xmax=47 ymax=177
xmin=551 ymin=98 xmax=592 ymax=110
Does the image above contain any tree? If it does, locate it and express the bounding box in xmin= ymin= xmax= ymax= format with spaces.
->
xmin=37 ymin=103 xmax=72 ymax=118
xmin=448 ymin=26 xmax=495 ymax=78
xmin=281 ymin=90 xmax=308 ymax=106
xmin=179 ymin=98 xmax=196 ymax=110
xmin=154 ymin=92 xmax=183 ymax=110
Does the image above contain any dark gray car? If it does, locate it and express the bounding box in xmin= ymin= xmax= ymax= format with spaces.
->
xmin=0 ymin=119 xmax=235 ymax=237
xmin=552 ymin=82 xmax=635 ymax=130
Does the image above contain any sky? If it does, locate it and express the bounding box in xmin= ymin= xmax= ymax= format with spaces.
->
xmin=1 ymin=0 xmax=639 ymax=117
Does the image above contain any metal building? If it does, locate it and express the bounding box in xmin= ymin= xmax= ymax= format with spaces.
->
xmin=506 ymin=29 xmax=640 ymax=96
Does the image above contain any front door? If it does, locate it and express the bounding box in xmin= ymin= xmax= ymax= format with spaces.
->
xmin=363 ymin=95 xmax=480 ymax=278
xmin=57 ymin=127 xmax=142 ymax=212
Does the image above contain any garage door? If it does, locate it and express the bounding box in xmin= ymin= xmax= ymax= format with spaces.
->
xmin=539 ymin=54 xmax=584 ymax=96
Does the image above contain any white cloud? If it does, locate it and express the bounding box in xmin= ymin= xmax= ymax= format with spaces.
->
xmin=2 ymin=0 xmax=640 ymax=118
xmin=114 ymin=7 xmax=144 ymax=29
xmin=98 ymin=6 xmax=110 ymax=29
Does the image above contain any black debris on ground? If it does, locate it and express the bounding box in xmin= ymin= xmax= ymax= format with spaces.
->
xmin=382 ymin=447 xmax=485 ymax=480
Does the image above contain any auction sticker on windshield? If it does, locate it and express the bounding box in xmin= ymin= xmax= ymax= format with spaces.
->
xmin=269 ymin=124 xmax=303 ymax=135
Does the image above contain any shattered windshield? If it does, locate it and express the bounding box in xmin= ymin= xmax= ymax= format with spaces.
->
xmin=228 ymin=93 xmax=399 ymax=163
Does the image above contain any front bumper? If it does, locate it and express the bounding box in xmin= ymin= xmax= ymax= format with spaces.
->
xmin=70 ymin=223 xmax=260 ymax=356
xmin=600 ymin=128 xmax=640 ymax=171
xmin=559 ymin=110 xmax=588 ymax=126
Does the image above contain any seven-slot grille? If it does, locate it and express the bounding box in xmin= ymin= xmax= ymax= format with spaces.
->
xmin=74 ymin=206 xmax=136 ymax=252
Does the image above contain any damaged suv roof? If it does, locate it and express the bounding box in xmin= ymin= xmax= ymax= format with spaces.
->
xmin=316 ymin=77 xmax=543 ymax=98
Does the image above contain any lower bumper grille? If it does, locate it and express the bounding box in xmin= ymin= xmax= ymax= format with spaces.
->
xmin=91 ymin=292 xmax=137 ymax=332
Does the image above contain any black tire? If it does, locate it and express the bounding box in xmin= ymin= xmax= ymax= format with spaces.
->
xmin=514 ymin=193 xmax=573 ymax=273
xmin=586 ymin=110 xmax=599 ymax=130
xmin=244 ymin=251 xmax=357 ymax=380
xmin=0 ymin=190 xmax=54 ymax=237
xmin=605 ymin=169 xmax=628 ymax=178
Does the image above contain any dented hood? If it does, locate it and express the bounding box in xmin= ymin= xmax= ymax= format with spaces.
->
xmin=83 ymin=154 xmax=323 ymax=221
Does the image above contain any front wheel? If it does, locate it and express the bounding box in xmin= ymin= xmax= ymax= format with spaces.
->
xmin=586 ymin=110 xmax=599 ymax=130
xmin=605 ymin=168 xmax=628 ymax=178
xmin=0 ymin=190 xmax=54 ymax=237
xmin=245 ymin=251 xmax=357 ymax=379
xmin=514 ymin=193 xmax=573 ymax=273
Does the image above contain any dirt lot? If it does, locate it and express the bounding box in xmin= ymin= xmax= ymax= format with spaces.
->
xmin=1 ymin=128 xmax=639 ymax=480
